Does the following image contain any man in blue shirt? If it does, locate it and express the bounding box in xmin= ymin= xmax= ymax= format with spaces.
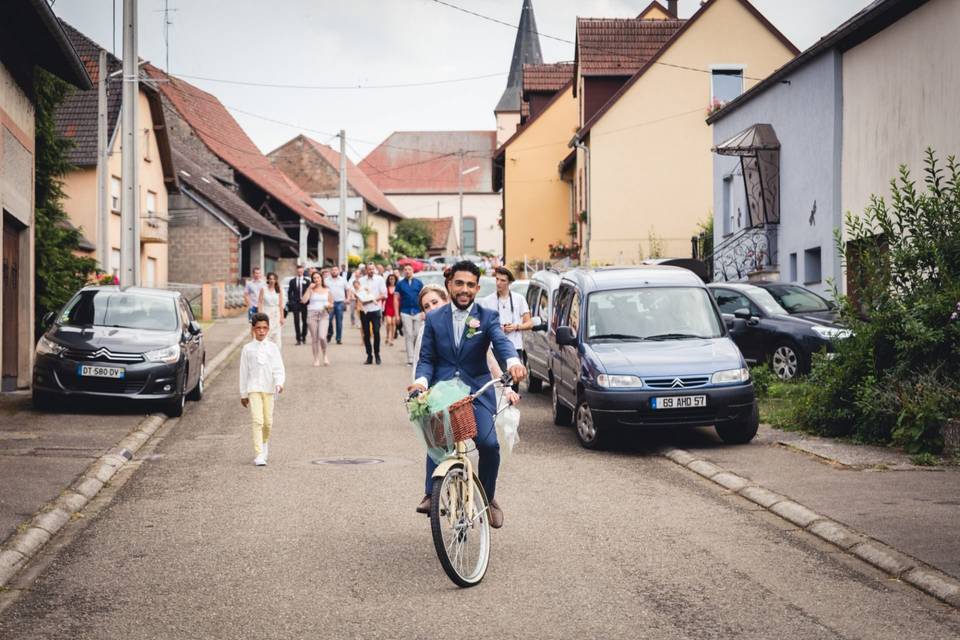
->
xmin=395 ymin=264 xmax=424 ymax=365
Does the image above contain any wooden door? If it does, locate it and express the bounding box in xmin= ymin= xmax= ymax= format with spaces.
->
xmin=2 ymin=219 xmax=20 ymax=381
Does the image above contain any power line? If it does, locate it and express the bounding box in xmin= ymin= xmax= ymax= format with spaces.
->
xmin=173 ymin=70 xmax=507 ymax=90
xmin=428 ymin=0 xmax=768 ymax=82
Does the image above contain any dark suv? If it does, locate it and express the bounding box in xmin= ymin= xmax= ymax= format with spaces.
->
xmin=32 ymin=286 xmax=206 ymax=416
xmin=550 ymin=267 xmax=757 ymax=449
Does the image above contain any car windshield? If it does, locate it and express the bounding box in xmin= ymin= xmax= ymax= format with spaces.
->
xmin=586 ymin=287 xmax=722 ymax=341
xmin=742 ymin=286 xmax=788 ymax=315
xmin=60 ymin=290 xmax=180 ymax=332
xmin=765 ymin=284 xmax=832 ymax=313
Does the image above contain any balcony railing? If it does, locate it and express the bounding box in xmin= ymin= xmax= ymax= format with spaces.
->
xmin=140 ymin=216 xmax=168 ymax=244
xmin=707 ymin=224 xmax=778 ymax=282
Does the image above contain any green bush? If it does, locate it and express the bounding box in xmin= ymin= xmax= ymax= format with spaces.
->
xmin=749 ymin=364 xmax=773 ymax=398
xmin=787 ymin=149 xmax=960 ymax=453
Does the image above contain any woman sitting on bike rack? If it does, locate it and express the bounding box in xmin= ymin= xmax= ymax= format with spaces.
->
xmin=408 ymin=261 xmax=526 ymax=529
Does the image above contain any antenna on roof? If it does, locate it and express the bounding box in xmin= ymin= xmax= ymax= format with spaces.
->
xmin=153 ymin=0 xmax=178 ymax=72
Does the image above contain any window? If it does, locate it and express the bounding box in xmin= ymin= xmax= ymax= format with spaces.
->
xmin=525 ymin=285 xmax=541 ymax=315
xmin=143 ymin=129 xmax=152 ymax=162
xmin=60 ymin=290 xmax=179 ymax=331
xmin=804 ymin=247 xmax=822 ymax=284
xmin=712 ymin=288 xmax=753 ymax=315
xmin=569 ymin=291 xmax=581 ymax=333
xmin=788 ymin=253 xmax=798 ymax=282
xmin=722 ymin=174 xmax=732 ymax=236
xmin=110 ymin=248 xmax=121 ymax=277
xmin=587 ymin=288 xmax=723 ymax=340
xmin=711 ymin=68 xmax=743 ymax=104
xmin=146 ymin=191 xmax=157 ymax=219
xmin=538 ymin=287 xmax=550 ymax=320
xmin=554 ymin=286 xmax=572 ymax=328
xmin=110 ymin=177 xmax=121 ymax=212
xmin=462 ymin=217 xmax=477 ymax=255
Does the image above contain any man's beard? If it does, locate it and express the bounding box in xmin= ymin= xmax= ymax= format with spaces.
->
xmin=452 ymin=295 xmax=473 ymax=311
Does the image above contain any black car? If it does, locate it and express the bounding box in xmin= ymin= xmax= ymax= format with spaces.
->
xmin=750 ymin=280 xmax=840 ymax=323
xmin=708 ymin=282 xmax=851 ymax=381
xmin=32 ymin=286 xmax=206 ymax=416
xmin=550 ymin=267 xmax=757 ymax=449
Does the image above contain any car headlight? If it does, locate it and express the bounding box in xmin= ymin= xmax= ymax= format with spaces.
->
xmin=711 ymin=367 xmax=751 ymax=385
xmin=36 ymin=335 xmax=65 ymax=356
xmin=144 ymin=344 xmax=181 ymax=363
xmin=596 ymin=374 xmax=643 ymax=388
xmin=811 ymin=326 xmax=852 ymax=339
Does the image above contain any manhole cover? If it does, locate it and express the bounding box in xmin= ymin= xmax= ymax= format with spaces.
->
xmin=312 ymin=457 xmax=385 ymax=466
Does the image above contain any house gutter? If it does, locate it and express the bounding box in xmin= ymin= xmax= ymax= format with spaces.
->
xmin=571 ymin=135 xmax=591 ymax=266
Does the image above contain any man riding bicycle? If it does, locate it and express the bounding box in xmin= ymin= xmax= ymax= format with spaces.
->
xmin=408 ymin=260 xmax=526 ymax=528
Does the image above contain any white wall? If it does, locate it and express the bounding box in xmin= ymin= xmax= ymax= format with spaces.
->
xmin=387 ymin=192 xmax=503 ymax=256
xmin=842 ymin=0 xmax=960 ymax=221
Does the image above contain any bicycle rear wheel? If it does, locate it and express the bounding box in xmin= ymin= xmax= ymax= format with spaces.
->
xmin=430 ymin=466 xmax=490 ymax=587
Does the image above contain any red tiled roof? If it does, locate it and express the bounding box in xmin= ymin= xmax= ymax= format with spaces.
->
xmin=143 ymin=65 xmax=335 ymax=230
xmin=576 ymin=17 xmax=684 ymax=76
xmin=576 ymin=0 xmax=799 ymax=140
xmin=359 ymin=131 xmax=497 ymax=195
xmin=301 ymin=137 xmax=403 ymax=219
xmin=522 ymin=62 xmax=575 ymax=94
xmin=412 ymin=217 xmax=455 ymax=252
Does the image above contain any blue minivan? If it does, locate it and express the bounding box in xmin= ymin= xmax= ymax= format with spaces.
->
xmin=549 ymin=267 xmax=757 ymax=449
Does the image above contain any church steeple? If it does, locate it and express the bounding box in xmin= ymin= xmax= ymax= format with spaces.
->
xmin=495 ymin=0 xmax=543 ymax=115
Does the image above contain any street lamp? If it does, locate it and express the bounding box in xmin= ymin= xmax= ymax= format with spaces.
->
xmin=458 ymin=156 xmax=480 ymax=255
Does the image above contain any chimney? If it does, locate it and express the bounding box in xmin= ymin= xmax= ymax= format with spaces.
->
xmin=668 ymin=0 xmax=678 ymax=17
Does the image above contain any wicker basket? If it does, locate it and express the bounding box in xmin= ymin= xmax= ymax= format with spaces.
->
xmin=445 ymin=396 xmax=478 ymax=442
xmin=414 ymin=396 xmax=478 ymax=456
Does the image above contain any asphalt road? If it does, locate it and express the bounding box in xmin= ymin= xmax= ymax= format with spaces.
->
xmin=1 ymin=324 xmax=958 ymax=639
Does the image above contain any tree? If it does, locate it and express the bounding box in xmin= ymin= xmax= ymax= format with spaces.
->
xmin=389 ymin=219 xmax=432 ymax=258
xmin=34 ymin=69 xmax=98 ymax=338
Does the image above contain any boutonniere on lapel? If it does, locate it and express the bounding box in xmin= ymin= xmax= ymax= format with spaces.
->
xmin=465 ymin=317 xmax=482 ymax=339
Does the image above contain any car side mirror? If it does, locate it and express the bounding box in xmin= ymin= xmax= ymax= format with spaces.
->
xmin=188 ymin=321 xmax=202 ymax=336
xmin=733 ymin=307 xmax=752 ymax=321
xmin=556 ymin=325 xmax=578 ymax=347
xmin=531 ymin=316 xmax=548 ymax=332
xmin=42 ymin=311 xmax=56 ymax=328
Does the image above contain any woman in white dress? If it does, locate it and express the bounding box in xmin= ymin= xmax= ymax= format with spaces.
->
xmin=301 ymin=270 xmax=333 ymax=367
xmin=257 ymin=272 xmax=285 ymax=349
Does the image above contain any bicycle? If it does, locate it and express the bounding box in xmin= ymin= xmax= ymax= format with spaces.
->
xmin=407 ymin=372 xmax=514 ymax=588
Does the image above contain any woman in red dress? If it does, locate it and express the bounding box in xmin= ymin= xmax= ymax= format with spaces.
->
xmin=383 ymin=272 xmax=399 ymax=346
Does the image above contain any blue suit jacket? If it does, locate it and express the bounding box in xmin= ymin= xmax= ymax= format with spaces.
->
xmin=415 ymin=303 xmax=518 ymax=414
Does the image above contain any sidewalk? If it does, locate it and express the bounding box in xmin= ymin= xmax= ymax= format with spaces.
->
xmin=663 ymin=424 xmax=960 ymax=581
xmin=0 ymin=314 xmax=249 ymax=546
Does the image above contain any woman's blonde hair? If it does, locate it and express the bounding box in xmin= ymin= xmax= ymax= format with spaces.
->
xmin=418 ymin=283 xmax=448 ymax=310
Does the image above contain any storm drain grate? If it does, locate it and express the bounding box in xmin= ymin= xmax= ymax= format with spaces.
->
xmin=312 ymin=457 xmax=385 ymax=466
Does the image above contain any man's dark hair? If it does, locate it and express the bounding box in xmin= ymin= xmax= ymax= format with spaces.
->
xmin=493 ymin=266 xmax=515 ymax=282
xmin=251 ymin=312 xmax=270 ymax=326
xmin=449 ymin=260 xmax=481 ymax=281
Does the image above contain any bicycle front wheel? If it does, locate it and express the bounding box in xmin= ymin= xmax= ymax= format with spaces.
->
xmin=430 ymin=467 xmax=491 ymax=587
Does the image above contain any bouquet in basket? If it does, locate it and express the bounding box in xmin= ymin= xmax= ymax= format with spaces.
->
xmin=407 ymin=379 xmax=475 ymax=460
xmin=406 ymin=390 xmax=431 ymax=421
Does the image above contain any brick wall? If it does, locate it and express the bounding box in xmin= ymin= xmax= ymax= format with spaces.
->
xmin=168 ymin=205 xmax=239 ymax=285
xmin=268 ymin=137 xmax=358 ymax=199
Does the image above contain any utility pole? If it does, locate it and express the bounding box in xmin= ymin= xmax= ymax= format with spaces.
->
xmin=120 ymin=0 xmax=140 ymax=286
xmin=457 ymin=150 xmax=464 ymax=255
xmin=95 ymin=50 xmax=109 ymax=272
xmin=338 ymin=130 xmax=348 ymax=268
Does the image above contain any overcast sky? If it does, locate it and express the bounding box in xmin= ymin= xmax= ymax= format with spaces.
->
xmin=52 ymin=0 xmax=874 ymax=161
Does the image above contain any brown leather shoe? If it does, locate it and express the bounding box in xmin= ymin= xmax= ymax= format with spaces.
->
xmin=415 ymin=495 xmax=431 ymax=514
xmin=488 ymin=499 xmax=504 ymax=529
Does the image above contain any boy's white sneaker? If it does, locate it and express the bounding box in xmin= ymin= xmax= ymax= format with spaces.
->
xmin=253 ymin=454 xmax=266 ymax=466
xmin=262 ymin=442 xmax=269 ymax=461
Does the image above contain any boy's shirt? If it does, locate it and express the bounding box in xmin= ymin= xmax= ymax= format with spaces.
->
xmin=239 ymin=339 xmax=285 ymax=398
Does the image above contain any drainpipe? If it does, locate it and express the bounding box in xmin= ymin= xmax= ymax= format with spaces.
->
xmin=571 ymin=137 xmax=591 ymax=267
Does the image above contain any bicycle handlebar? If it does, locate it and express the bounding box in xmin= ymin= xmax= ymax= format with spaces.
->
xmin=406 ymin=371 xmax=513 ymax=403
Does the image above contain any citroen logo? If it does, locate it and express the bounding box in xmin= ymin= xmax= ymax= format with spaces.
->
xmin=92 ymin=348 xmax=111 ymax=359
xmin=671 ymin=378 xmax=685 ymax=388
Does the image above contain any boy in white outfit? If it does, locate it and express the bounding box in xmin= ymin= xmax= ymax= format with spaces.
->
xmin=240 ymin=313 xmax=285 ymax=466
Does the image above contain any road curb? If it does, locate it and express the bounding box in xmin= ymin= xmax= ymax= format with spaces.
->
xmin=659 ymin=446 xmax=960 ymax=609
xmin=0 ymin=326 xmax=249 ymax=589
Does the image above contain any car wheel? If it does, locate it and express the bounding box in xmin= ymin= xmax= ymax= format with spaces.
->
xmin=716 ymin=403 xmax=759 ymax=444
xmin=552 ymin=381 xmax=572 ymax=426
xmin=526 ymin=372 xmax=543 ymax=394
xmin=32 ymin=389 xmax=52 ymax=411
xmin=166 ymin=391 xmax=185 ymax=418
xmin=575 ymin=399 xmax=604 ymax=449
xmin=771 ymin=342 xmax=801 ymax=380
xmin=187 ymin=361 xmax=205 ymax=401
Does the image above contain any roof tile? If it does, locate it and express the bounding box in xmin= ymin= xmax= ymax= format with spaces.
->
xmin=300 ymin=137 xmax=402 ymax=218
xmin=576 ymin=18 xmax=684 ymax=76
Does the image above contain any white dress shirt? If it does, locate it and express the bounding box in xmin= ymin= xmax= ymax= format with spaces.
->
xmin=239 ymin=338 xmax=286 ymax=398
xmin=357 ymin=274 xmax=387 ymax=313
xmin=324 ymin=275 xmax=348 ymax=302
xmin=479 ymin=291 xmax=529 ymax=351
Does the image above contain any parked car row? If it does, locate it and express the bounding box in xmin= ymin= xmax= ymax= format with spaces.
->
xmin=517 ymin=266 xmax=850 ymax=449
xmin=32 ymin=286 xmax=206 ymax=417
